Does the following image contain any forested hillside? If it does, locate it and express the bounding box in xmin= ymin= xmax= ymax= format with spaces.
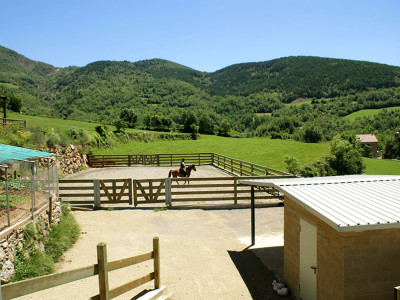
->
xmin=1 ymin=45 xmax=400 ymax=149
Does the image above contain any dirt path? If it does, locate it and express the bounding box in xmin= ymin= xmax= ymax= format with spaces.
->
xmin=16 ymin=167 xmax=285 ymax=299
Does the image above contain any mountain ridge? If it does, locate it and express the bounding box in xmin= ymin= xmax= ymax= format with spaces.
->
xmin=1 ymin=45 xmax=400 ymax=129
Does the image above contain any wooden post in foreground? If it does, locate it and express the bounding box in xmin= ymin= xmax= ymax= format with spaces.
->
xmin=97 ymin=243 xmax=110 ymax=300
xmin=251 ymin=186 xmax=255 ymax=246
xmin=94 ymin=180 xmax=100 ymax=209
xmin=165 ymin=178 xmax=172 ymax=207
xmin=48 ymin=196 xmax=53 ymax=225
xmin=395 ymin=286 xmax=400 ymax=299
xmin=153 ymin=237 xmax=160 ymax=289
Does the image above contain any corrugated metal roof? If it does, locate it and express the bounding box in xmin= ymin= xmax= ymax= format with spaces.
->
xmin=239 ymin=175 xmax=400 ymax=232
xmin=0 ymin=143 xmax=53 ymax=164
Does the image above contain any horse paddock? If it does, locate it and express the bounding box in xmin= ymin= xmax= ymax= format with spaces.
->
xmin=16 ymin=166 xmax=286 ymax=299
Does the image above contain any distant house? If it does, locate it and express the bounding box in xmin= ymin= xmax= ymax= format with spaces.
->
xmin=240 ymin=175 xmax=400 ymax=300
xmin=356 ymin=134 xmax=379 ymax=157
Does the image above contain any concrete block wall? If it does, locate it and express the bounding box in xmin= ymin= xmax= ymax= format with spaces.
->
xmin=342 ymin=228 xmax=400 ymax=299
xmin=284 ymin=195 xmax=400 ymax=300
xmin=284 ymin=196 xmax=345 ymax=300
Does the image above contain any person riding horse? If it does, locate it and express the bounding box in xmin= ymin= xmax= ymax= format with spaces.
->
xmin=180 ymin=158 xmax=186 ymax=177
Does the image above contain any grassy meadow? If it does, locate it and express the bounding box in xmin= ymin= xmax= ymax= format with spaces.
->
xmin=5 ymin=113 xmax=399 ymax=175
xmin=344 ymin=106 xmax=400 ymax=121
xmin=7 ymin=111 xmax=116 ymax=133
xmin=95 ymin=135 xmax=329 ymax=172
xmin=94 ymin=134 xmax=400 ymax=174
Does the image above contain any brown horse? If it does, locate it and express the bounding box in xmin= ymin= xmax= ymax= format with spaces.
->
xmin=168 ymin=164 xmax=196 ymax=184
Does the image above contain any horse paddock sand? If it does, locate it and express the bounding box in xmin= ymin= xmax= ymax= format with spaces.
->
xmin=17 ymin=166 xmax=286 ymax=300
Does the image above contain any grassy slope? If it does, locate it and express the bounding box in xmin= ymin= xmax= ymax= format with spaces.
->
xmin=94 ymin=134 xmax=400 ymax=175
xmin=363 ymin=158 xmax=400 ymax=175
xmin=7 ymin=113 xmax=399 ymax=174
xmin=344 ymin=106 xmax=400 ymax=121
xmin=7 ymin=111 xmax=116 ymax=132
xmin=94 ymin=135 xmax=330 ymax=171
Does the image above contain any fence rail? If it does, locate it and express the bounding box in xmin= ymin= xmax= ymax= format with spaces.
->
xmin=87 ymin=153 xmax=290 ymax=177
xmin=60 ymin=175 xmax=291 ymax=207
xmin=0 ymin=238 xmax=160 ymax=300
xmin=0 ymin=117 xmax=26 ymax=129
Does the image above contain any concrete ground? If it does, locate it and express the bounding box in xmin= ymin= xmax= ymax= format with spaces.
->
xmin=16 ymin=166 xmax=288 ymax=299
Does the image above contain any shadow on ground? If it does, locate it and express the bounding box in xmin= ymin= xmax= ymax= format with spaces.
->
xmin=228 ymin=248 xmax=292 ymax=300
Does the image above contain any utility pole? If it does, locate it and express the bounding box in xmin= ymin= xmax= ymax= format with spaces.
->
xmin=0 ymin=94 xmax=6 ymax=128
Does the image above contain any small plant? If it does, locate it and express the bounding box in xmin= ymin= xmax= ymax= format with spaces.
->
xmin=107 ymin=207 xmax=114 ymax=211
xmin=153 ymin=207 xmax=167 ymax=212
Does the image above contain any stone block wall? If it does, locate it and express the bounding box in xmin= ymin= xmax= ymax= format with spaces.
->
xmin=0 ymin=201 xmax=62 ymax=283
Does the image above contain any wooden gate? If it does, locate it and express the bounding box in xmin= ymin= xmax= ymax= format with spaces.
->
xmin=133 ymin=179 xmax=166 ymax=206
xmin=97 ymin=179 xmax=133 ymax=205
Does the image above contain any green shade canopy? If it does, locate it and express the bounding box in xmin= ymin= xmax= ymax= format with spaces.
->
xmin=0 ymin=143 xmax=53 ymax=164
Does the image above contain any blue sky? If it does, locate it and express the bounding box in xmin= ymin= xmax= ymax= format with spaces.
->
xmin=2 ymin=0 xmax=400 ymax=72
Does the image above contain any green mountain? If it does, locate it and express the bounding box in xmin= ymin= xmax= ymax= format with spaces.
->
xmin=1 ymin=45 xmax=400 ymax=132
xmin=209 ymin=56 xmax=400 ymax=100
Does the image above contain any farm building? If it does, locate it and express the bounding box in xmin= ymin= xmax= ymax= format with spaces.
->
xmin=356 ymin=134 xmax=379 ymax=157
xmin=240 ymin=175 xmax=400 ymax=300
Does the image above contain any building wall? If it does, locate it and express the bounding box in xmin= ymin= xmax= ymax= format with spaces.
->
xmin=284 ymin=196 xmax=345 ymax=300
xmin=284 ymin=196 xmax=400 ymax=300
xmin=342 ymin=228 xmax=400 ymax=300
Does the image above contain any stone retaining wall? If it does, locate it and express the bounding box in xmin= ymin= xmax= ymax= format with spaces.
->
xmin=0 ymin=201 xmax=62 ymax=283
xmin=39 ymin=144 xmax=88 ymax=176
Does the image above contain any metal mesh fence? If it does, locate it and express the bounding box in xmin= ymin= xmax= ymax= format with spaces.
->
xmin=0 ymin=159 xmax=58 ymax=231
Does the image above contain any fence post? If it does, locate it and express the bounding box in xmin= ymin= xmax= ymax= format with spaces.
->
xmin=48 ymin=196 xmax=53 ymax=225
xmin=153 ymin=237 xmax=160 ymax=289
xmin=165 ymin=178 xmax=172 ymax=207
xmin=234 ymin=177 xmax=238 ymax=205
xmin=94 ymin=180 xmax=101 ymax=209
xmin=97 ymin=243 xmax=110 ymax=300
xmin=133 ymin=180 xmax=138 ymax=207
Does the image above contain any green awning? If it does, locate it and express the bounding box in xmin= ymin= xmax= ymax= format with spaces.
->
xmin=0 ymin=143 xmax=53 ymax=164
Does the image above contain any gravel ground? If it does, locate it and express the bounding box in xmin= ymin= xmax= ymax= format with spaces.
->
xmin=16 ymin=166 xmax=286 ymax=300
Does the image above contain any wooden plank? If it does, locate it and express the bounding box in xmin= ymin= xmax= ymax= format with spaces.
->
xmin=97 ymin=243 xmax=110 ymax=300
xmin=108 ymin=252 xmax=153 ymax=271
xmin=59 ymin=186 xmax=94 ymax=190
xmin=107 ymin=273 xmax=154 ymax=299
xmin=171 ymin=183 xmax=235 ymax=188
xmin=112 ymin=180 xmax=117 ymax=202
xmin=62 ymin=200 xmax=95 ymax=204
xmin=153 ymin=237 xmax=160 ymax=289
xmin=152 ymin=180 xmax=165 ymax=202
xmin=169 ymin=189 xmax=268 ymax=195
xmin=170 ymin=196 xmax=276 ymax=202
xmin=1 ymin=265 xmax=98 ymax=300
xmin=133 ymin=180 xmax=138 ymax=207
xmin=100 ymin=180 xmax=113 ymax=202
xmin=59 ymin=193 xmax=94 ymax=197
xmin=135 ymin=181 xmax=150 ymax=202
xmin=128 ymin=180 xmax=133 ymax=205
xmin=59 ymin=179 xmax=93 ymax=183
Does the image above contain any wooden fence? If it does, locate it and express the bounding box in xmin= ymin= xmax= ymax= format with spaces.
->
xmin=59 ymin=179 xmax=133 ymax=207
xmin=87 ymin=153 xmax=213 ymax=168
xmin=0 ymin=117 xmax=26 ymax=129
xmin=0 ymin=238 xmax=160 ymax=300
xmin=60 ymin=176 xmax=291 ymax=207
xmin=87 ymin=153 xmax=290 ymax=177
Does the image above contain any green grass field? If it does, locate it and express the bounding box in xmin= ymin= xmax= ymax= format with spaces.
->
xmin=94 ymin=135 xmax=330 ymax=171
xmin=7 ymin=112 xmax=116 ymax=133
xmin=344 ymin=106 xmax=400 ymax=121
xmin=95 ymin=134 xmax=400 ymax=175
xmin=363 ymin=158 xmax=400 ymax=175
xmin=6 ymin=113 xmax=399 ymax=175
